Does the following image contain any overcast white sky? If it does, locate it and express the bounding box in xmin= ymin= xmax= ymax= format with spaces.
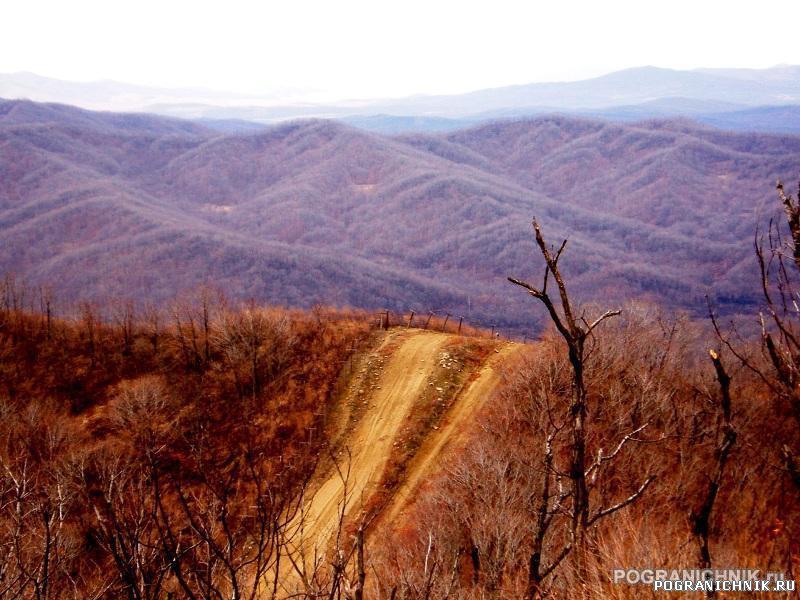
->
xmin=3 ymin=0 xmax=800 ymax=100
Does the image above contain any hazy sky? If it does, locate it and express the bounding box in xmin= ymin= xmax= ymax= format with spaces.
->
xmin=3 ymin=0 xmax=800 ymax=100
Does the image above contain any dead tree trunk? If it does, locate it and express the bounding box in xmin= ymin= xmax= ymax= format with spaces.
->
xmin=777 ymin=181 xmax=800 ymax=270
xmin=354 ymin=522 xmax=366 ymax=600
xmin=717 ymin=182 xmax=800 ymax=493
xmin=510 ymin=219 xmax=652 ymax=593
xmin=692 ymin=350 xmax=736 ymax=596
xmin=526 ymin=427 xmax=571 ymax=599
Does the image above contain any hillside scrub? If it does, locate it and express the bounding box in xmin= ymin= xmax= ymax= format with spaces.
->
xmin=5 ymin=293 xmax=796 ymax=599
xmin=2 ymin=182 xmax=800 ymax=599
xmin=364 ymin=183 xmax=800 ymax=599
xmin=0 ymin=292 xmax=372 ymax=598
xmin=368 ymin=305 xmax=797 ymax=598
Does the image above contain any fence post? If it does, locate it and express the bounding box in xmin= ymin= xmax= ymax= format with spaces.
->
xmin=442 ymin=313 xmax=451 ymax=332
xmin=407 ymin=310 xmax=415 ymax=328
xmin=424 ymin=311 xmax=434 ymax=330
xmin=385 ymin=310 xmax=390 ymax=330
xmin=458 ymin=316 xmax=463 ymax=335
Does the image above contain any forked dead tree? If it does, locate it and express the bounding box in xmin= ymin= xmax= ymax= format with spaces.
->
xmin=757 ymin=182 xmax=800 ymax=430
xmin=712 ymin=181 xmax=800 ymax=490
xmin=509 ymin=219 xmax=654 ymax=597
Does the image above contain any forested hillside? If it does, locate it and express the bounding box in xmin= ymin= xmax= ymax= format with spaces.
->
xmin=1 ymin=210 xmax=799 ymax=597
xmin=1 ymin=98 xmax=798 ymax=332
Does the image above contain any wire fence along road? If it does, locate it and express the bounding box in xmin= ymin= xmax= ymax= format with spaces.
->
xmin=369 ymin=308 xmax=529 ymax=343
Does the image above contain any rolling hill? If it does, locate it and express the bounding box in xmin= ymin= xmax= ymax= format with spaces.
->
xmin=1 ymin=98 xmax=798 ymax=333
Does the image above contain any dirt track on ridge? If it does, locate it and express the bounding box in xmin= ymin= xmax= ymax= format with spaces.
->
xmin=280 ymin=330 xmax=448 ymax=589
xmin=381 ymin=341 xmax=522 ymax=524
xmin=278 ymin=329 xmax=522 ymax=595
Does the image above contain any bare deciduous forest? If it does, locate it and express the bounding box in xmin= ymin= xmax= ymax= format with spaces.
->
xmin=3 ymin=99 xmax=800 ymax=334
xmin=0 ymin=179 xmax=798 ymax=599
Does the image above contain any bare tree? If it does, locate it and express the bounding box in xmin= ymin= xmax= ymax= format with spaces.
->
xmin=280 ymin=449 xmax=376 ymax=600
xmin=509 ymin=219 xmax=654 ymax=594
xmin=111 ymin=300 xmax=136 ymax=359
xmin=214 ymin=307 xmax=294 ymax=404
xmin=0 ymin=406 xmax=77 ymax=600
xmin=688 ymin=350 xmax=736 ymax=598
xmin=81 ymin=452 xmax=168 ymax=600
xmin=712 ymin=181 xmax=800 ymax=490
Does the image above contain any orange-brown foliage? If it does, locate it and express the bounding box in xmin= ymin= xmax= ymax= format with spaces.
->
xmin=367 ymin=305 xmax=800 ymax=599
xmin=0 ymin=290 xmax=371 ymax=598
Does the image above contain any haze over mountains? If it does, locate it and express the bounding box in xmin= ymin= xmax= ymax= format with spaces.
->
xmin=2 ymin=96 xmax=798 ymax=332
xmin=3 ymin=65 xmax=800 ymax=134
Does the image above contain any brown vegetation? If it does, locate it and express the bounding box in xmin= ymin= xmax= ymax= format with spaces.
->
xmin=364 ymin=183 xmax=800 ymax=598
xmin=0 ymin=290 xmax=372 ymax=598
xmin=368 ymin=305 xmax=796 ymax=597
xmin=2 ymin=177 xmax=800 ymax=599
xmin=3 ymin=99 xmax=800 ymax=334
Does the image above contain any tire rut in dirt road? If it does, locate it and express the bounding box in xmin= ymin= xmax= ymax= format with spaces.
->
xmin=380 ymin=342 xmax=524 ymax=526
xmin=279 ymin=329 xmax=450 ymax=591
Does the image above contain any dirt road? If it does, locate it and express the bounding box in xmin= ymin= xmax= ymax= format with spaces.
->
xmin=381 ymin=342 xmax=522 ymax=524
xmin=279 ymin=329 xmax=449 ymax=592
xmin=277 ymin=329 xmax=523 ymax=596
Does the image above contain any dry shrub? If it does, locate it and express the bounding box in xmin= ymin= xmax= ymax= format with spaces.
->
xmin=0 ymin=291 xmax=373 ymax=598
xmin=368 ymin=303 xmax=799 ymax=599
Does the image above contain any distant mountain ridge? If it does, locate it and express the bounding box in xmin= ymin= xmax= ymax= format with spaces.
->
xmin=2 ymin=66 xmax=800 ymax=134
xmin=0 ymin=71 xmax=311 ymax=112
xmin=373 ymin=65 xmax=800 ymax=117
xmin=341 ymin=101 xmax=800 ymax=136
xmin=2 ymin=98 xmax=799 ymax=332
